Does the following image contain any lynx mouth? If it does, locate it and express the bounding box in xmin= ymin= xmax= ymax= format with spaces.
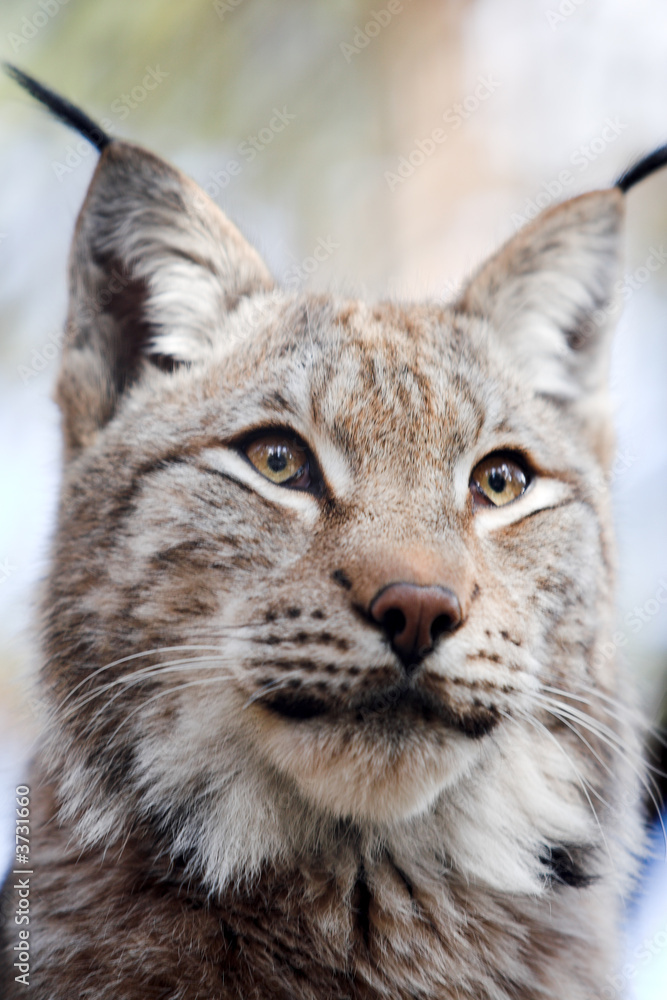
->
xmin=354 ymin=684 xmax=499 ymax=738
xmin=261 ymin=691 xmax=330 ymax=720
xmin=260 ymin=681 xmax=499 ymax=738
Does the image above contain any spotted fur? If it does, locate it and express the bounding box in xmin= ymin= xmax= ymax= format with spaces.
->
xmin=0 ymin=78 xmax=658 ymax=998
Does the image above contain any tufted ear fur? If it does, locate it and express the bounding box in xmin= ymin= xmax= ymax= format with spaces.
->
xmin=57 ymin=141 xmax=274 ymax=455
xmin=455 ymin=189 xmax=625 ymax=458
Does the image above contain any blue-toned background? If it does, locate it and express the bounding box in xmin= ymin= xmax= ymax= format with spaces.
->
xmin=0 ymin=2 xmax=665 ymax=995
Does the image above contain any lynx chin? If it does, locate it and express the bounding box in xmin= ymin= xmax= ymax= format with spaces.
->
xmin=1 ymin=64 xmax=664 ymax=999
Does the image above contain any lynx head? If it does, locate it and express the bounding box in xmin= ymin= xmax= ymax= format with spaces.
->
xmin=18 ymin=67 xmax=657 ymax=898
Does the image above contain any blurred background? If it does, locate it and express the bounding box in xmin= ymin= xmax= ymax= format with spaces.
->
xmin=0 ymin=1 xmax=665 ymax=995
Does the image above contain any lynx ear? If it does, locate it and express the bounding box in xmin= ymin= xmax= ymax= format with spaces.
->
xmin=59 ymin=140 xmax=274 ymax=453
xmin=455 ymin=189 xmax=625 ymax=409
xmin=4 ymin=65 xmax=273 ymax=455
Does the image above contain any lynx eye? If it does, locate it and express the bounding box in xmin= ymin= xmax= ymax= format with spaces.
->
xmin=470 ymin=453 xmax=529 ymax=508
xmin=244 ymin=433 xmax=312 ymax=489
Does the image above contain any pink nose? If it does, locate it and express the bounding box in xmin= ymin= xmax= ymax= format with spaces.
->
xmin=369 ymin=583 xmax=462 ymax=671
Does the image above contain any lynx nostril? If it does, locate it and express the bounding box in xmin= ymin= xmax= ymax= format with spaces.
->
xmin=382 ymin=608 xmax=407 ymax=641
xmin=431 ymin=613 xmax=456 ymax=644
xmin=369 ymin=583 xmax=462 ymax=671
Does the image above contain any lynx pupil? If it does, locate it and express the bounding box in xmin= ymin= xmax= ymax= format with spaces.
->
xmin=488 ymin=469 xmax=506 ymax=493
xmin=268 ymin=448 xmax=287 ymax=473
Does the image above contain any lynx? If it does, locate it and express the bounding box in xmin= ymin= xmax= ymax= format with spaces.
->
xmin=1 ymin=66 xmax=664 ymax=999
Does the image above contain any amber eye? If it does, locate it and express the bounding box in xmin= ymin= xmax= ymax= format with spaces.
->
xmin=244 ymin=433 xmax=311 ymax=489
xmin=470 ymin=453 xmax=529 ymax=508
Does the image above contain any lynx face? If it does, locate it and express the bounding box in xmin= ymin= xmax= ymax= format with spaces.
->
xmin=41 ymin=139 xmax=638 ymax=897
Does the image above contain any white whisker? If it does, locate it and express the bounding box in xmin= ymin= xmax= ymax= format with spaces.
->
xmin=103 ymin=675 xmax=238 ymax=746
xmin=242 ymin=674 xmax=306 ymax=710
xmin=62 ymin=654 xmax=232 ymax=719
xmin=529 ymin=689 xmax=666 ymax=860
xmin=506 ymin=706 xmax=612 ymax=869
xmin=79 ymin=656 xmax=234 ymax=734
xmin=55 ymin=645 xmax=226 ymax=718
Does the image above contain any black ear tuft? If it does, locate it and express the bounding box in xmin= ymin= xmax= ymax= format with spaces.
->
xmin=4 ymin=63 xmax=111 ymax=152
xmin=616 ymin=141 xmax=667 ymax=192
